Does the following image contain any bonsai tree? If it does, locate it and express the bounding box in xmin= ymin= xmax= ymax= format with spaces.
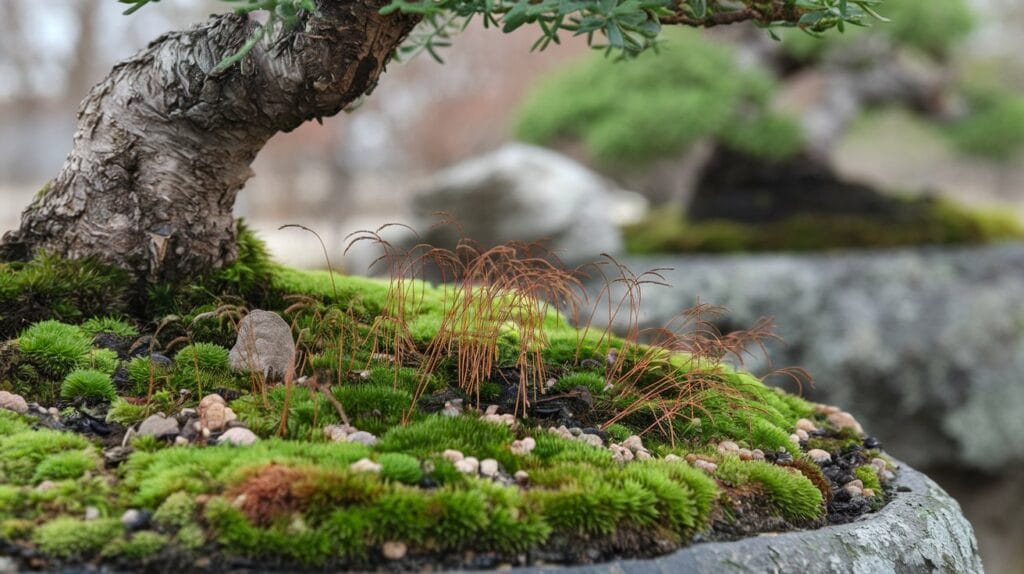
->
xmin=0 ymin=0 xmax=883 ymax=289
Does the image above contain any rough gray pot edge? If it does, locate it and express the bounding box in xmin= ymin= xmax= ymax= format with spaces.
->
xmin=467 ymin=461 xmax=983 ymax=574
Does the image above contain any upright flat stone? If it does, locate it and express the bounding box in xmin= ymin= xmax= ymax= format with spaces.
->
xmin=229 ymin=309 xmax=295 ymax=382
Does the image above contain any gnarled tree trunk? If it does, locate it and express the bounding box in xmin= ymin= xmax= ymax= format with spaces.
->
xmin=0 ymin=1 xmax=417 ymax=285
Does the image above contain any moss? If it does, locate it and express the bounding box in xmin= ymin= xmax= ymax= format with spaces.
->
xmin=125 ymin=356 xmax=172 ymax=395
xmin=0 ymin=255 xmax=130 ymax=339
xmin=152 ymin=491 xmax=198 ymax=529
xmin=333 ymin=383 xmax=415 ymax=436
xmin=175 ymin=522 xmax=205 ymax=551
xmin=61 ymin=369 xmax=117 ymax=403
xmin=716 ymin=457 xmax=824 ymax=522
xmin=174 ymin=343 xmax=231 ymax=373
xmin=106 ymin=398 xmax=148 ymax=426
xmin=377 ymin=415 xmax=516 ymax=470
xmin=80 ymin=316 xmax=139 ymax=339
xmin=855 ymin=465 xmax=883 ymax=493
xmin=552 ymin=372 xmax=606 ymax=395
xmin=1 ymin=518 xmax=34 ymax=541
xmin=378 ymin=453 xmax=423 ymax=484
xmin=32 ymin=449 xmax=98 ymax=483
xmin=32 ymin=517 xmax=122 ymax=559
xmin=0 ymin=428 xmax=94 ymax=485
xmin=529 ymin=432 xmax=614 ymax=467
xmin=0 ymin=410 xmax=30 ymax=436
xmin=81 ymin=348 xmax=119 ymax=375
xmin=625 ymin=200 xmax=1024 ymax=254
xmin=17 ymin=320 xmax=92 ymax=377
xmin=101 ymin=531 xmax=169 ymax=559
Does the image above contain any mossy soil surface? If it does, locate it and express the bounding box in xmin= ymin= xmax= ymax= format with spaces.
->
xmin=0 ymin=226 xmax=899 ymax=572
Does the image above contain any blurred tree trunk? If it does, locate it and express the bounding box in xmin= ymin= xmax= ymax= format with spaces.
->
xmin=1 ymin=1 xmax=417 ymax=286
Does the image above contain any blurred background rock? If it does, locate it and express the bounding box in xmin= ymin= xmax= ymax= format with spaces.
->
xmin=2 ymin=0 xmax=1024 ymax=571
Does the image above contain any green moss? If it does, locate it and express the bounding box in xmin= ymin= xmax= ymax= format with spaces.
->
xmin=175 ymin=522 xmax=205 ymax=551
xmin=174 ymin=343 xmax=230 ymax=373
xmin=152 ymin=491 xmax=198 ymax=529
xmin=80 ymin=316 xmax=139 ymax=339
xmin=855 ymin=465 xmax=882 ymax=493
xmin=377 ymin=415 xmax=516 ymax=470
xmin=948 ymin=95 xmax=1024 ymax=160
xmin=18 ymin=320 xmax=92 ymax=377
xmin=101 ymin=531 xmax=169 ymax=559
xmin=334 ymin=383 xmax=415 ymax=436
xmin=106 ymin=398 xmax=148 ymax=426
xmin=0 ymin=410 xmax=30 ymax=436
xmin=529 ymin=433 xmax=614 ymax=467
xmin=552 ymin=372 xmax=606 ymax=395
xmin=378 ymin=453 xmax=423 ymax=484
xmin=32 ymin=449 xmax=98 ymax=482
xmin=81 ymin=348 xmax=119 ymax=375
xmin=61 ymin=369 xmax=117 ymax=403
xmin=125 ymin=356 xmax=172 ymax=395
xmin=0 ymin=255 xmax=129 ymax=339
xmin=716 ymin=457 xmax=824 ymax=522
xmin=32 ymin=517 xmax=122 ymax=558
xmin=0 ymin=428 xmax=94 ymax=485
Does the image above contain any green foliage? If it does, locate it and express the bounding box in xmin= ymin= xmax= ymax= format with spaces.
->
xmin=0 ymin=255 xmax=129 ymax=338
xmin=530 ymin=433 xmax=614 ymax=467
xmin=18 ymin=320 xmax=92 ymax=377
xmin=378 ymin=453 xmax=424 ymax=484
xmin=516 ymin=29 xmax=802 ymax=167
xmin=780 ymin=0 xmax=972 ymax=61
xmin=552 ymin=372 xmax=606 ymax=395
xmin=152 ymin=491 xmax=198 ymax=529
xmin=106 ymin=398 xmax=148 ymax=426
xmin=125 ymin=356 xmax=172 ymax=395
xmin=32 ymin=517 xmax=122 ymax=559
xmin=101 ymin=530 xmax=169 ymax=559
xmin=626 ymin=200 xmax=1024 ymax=254
xmin=377 ymin=415 xmax=516 ymax=470
xmin=80 ymin=316 xmax=139 ymax=339
xmin=61 ymin=369 xmax=117 ymax=403
xmin=0 ymin=428 xmax=95 ymax=485
xmin=32 ymin=449 xmax=98 ymax=483
xmin=82 ymin=348 xmax=119 ymax=376
xmin=948 ymin=95 xmax=1024 ymax=160
xmin=716 ymin=457 xmax=824 ymax=521
xmin=174 ymin=343 xmax=230 ymax=373
xmin=855 ymin=464 xmax=882 ymax=493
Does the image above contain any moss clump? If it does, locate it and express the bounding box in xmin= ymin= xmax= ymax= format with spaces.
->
xmin=61 ymin=369 xmax=117 ymax=403
xmin=17 ymin=320 xmax=92 ymax=377
xmin=855 ymin=465 xmax=883 ymax=494
xmin=101 ymin=531 xmax=169 ymax=560
xmin=32 ymin=517 xmax=122 ymax=559
xmin=152 ymin=491 xmax=198 ymax=529
xmin=0 ymin=255 xmax=130 ymax=339
xmin=173 ymin=343 xmax=231 ymax=373
xmin=32 ymin=449 xmax=98 ymax=483
xmin=80 ymin=316 xmax=139 ymax=339
xmin=552 ymin=372 xmax=606 ymax=395
xmin=0 ymin=428 xmax=95 ymax=485
xmin=124 ymin=356 xmax=172 ymax=395
xmin=716 ymin=457 xmax=824 ymax=522
xmin=378 ymin=452 xmax=424 ymax=484
xmin=377 ymin=415 xmax=516 ymax=470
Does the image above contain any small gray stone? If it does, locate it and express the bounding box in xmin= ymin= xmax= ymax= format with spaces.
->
xmin=84 ymin=506 xmax=100 ymax=520
xmin=229 ymin=310 xmax=296 ymax=382
xmin=346 ymin=431 xmax=378 ymax=446
xmin=219 ymin=427 xmax=258 ymax=446
xmin=137 ymin=414 xmax=180 ymax=439
xmin=120 ymin=509 xmax=150 ymax=531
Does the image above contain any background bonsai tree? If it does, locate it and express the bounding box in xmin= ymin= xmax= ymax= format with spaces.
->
xmin=0 ymin=0 xmax=883 ymax=289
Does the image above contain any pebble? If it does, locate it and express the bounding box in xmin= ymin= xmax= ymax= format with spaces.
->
xmin=843 ymin=484 xmax=864 ymax=498
xmin=610 ymin=444 xmax=634 ymax=464
xmin=827 ymin=411 xmax=864 ymax=435
xmin=479 ymin=458 xmax=499 ymax=477
xmin=789 ymin=433 xmax=802 ymax=445
xmin=382 ymin=541 xmax=407 ymax=561
xmin=863 ymin=488 xmax=876 ymax=498
xmin=219 ymin=427 xmax=259 ymax=446
xmin=137 ymin=414 xmax=180 ymax=439
xmin=795 ymin=429 xmax=809 ymax=441
xmin=845 ymin=479 xmax=864 ymax=490
xmin=442 ymin=449 xmax=464 ymax=463
xmin=324 ymin=424 xmax=357 ymax=442
xmin=0 ymin=391 xmax=28 ymax=414
xmin=514 ymin=470 xmax=530 ymax=484
xmin=120 ymin=509 xmax=149 ymax=530
xmin=751 ymin=449 xmax=766 ymax=461
xmin=664 ymin=454 xmax=682 ymax=462
xmin=455 ymin=457 xmax=480 ymax=474
xmin=881 ymin=470 xmax=896 ymax=483
xmin=635 ymin=450 xmax=652 ymax=461
xmin=870 ymin=458 xmax=888 ymax=473
xmin=84 ymin=506 xmax=100 ymax=521
xmin=174 ymin=436 xmax=189 ymax=446
xmin=35 ymin=481 xmax=56 ymax=493
xmin=350 ymin=458 xmax=382 ymax=474
xmin=198 ymin=393 xmax=226 ymax=411
xmin=737 ymin=448 xmax=754 ymax=461
xmin=807 ymin=449 xmax=832 ymax=464
xmin=578 ymin=433 xmax=604 ymax=448
xmin=346 ymin=431 xmax=378 ymax=446
xmin=622 ymin=435 xmax=645 ymax=452
xmin=510 ymin=437 xmax=536 ymax=456
xmin=201 ymin=402 xmax=230 ymax=432
xmin=717 ymin=440 xmax=739 ymax=454
xmin=796 ymin=418 xmax=817 ymax=432
xmin=442 ymin=401 xmax=462 ymax=417
xmin=692 ymin=459 xmax=718 ymax=474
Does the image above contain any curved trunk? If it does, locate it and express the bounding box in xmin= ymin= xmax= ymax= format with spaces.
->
xmin=1 ymin=1 xmax=417 ymax=285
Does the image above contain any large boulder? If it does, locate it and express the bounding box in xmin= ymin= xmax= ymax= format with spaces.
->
xmin=590 ymin=243 xmax=1024 ymax=473
xmin=410 ymin=144 xmax=643 ymax=264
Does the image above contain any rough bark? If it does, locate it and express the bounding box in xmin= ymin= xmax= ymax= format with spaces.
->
xmin=1 ymin=0 xmax=418 ymax=285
